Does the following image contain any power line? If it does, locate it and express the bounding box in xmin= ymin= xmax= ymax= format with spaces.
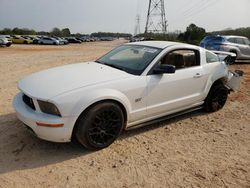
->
xmin=182 ymin=0 xmax=207 ymax=16
xmin=184 ymin=0 xmax=220 ymax=20
xmin=170 ymin=0 xmax=221 ymax=24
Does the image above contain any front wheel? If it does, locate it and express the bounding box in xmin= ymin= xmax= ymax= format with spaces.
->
xmin=204 ymin=83 xmax=228 ymax=112
xmin=75 ymin=102 xmax=124 ymax=150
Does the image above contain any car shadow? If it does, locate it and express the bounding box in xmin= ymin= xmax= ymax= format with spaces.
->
xmin=0 ymin=110 xmax=206 ymax=175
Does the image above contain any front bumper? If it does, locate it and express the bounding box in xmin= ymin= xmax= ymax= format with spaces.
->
xmin=13 ymin=92 xmax=76 ymax=143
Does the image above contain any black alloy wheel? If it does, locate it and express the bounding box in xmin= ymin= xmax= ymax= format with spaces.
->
xmin=205 ymin=83 xmax=228 ymax=112
xmin=75 ymin=102 xmax=124 ymax=150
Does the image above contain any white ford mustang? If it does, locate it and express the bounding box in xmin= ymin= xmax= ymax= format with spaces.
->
xmin=13 ymin=41 xmax=243 ymax=150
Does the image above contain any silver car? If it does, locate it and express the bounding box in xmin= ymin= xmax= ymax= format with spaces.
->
xmin=0 ymin=37 xmax=12 ymax=47
xmin=38 ymin=37 xmax=60 ymax=45
xmin=200 ymin=35 xmax=250 ymax=60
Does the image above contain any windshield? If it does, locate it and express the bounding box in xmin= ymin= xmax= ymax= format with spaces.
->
xmin=96 ymin=45 xmax=161 ymax=75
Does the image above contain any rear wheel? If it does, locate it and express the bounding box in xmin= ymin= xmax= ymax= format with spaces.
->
xmin=75 ymin=102 xmax=124 ymax=150
xmin=24 ymin=41 xmax=28 ymax=44
xmin=204 ymin=83 xmax=228 ymax=112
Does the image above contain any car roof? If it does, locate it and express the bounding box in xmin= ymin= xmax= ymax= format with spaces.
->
xmin=223 ymin=35 xmax=247 ymax=39
xmin=127 ymin=41 xmax=197 ymax=49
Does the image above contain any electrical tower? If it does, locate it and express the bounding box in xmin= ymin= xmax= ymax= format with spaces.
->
xmin=134 ymin=14 xmax=141 ymax=36
xmin=145 ymin=0 xmax=168 ymax=34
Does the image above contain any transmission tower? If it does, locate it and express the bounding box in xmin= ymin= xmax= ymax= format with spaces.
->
xmin=134 ymin=14 xmax=141 ymax=36
xmin=145 ymin=0 xmax=168 ymax=34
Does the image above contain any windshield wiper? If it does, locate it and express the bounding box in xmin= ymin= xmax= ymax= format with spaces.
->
xmin=103 ymin=63 xmax=125 ymax=72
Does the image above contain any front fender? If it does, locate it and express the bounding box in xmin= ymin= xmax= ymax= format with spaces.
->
xmin=51 ymin=88 xmax=132 ymax=120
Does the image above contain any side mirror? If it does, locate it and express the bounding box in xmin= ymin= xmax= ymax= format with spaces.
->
xmin=152 ymin=64 xmax=176 ymax=74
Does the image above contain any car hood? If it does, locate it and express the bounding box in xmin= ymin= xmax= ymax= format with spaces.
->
xmin=18 ymin=62 xmax=130 ymax=100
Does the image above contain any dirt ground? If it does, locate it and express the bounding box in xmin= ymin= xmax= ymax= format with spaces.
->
xmin=0 ymin=40 xmax=250 ymax=188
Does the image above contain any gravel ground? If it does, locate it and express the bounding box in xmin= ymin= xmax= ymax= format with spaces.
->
xmin=0 ymin=40 xmax=249 ymax=188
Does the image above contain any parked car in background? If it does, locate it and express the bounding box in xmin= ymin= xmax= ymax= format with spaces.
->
xmin=52 ymin=36 xmax=69 ymax=45
xmin=80 ymin=36 xmax=90 ymax=42
xmin=32 ymin=36 xmax=42 ymax=44
xmin=11 ymin=36 xmax=33 ymax=44
xmin=100 ymin=37 xmax=114 ymax=41
xmin=13 ymin=41 xmax=243 ymax=150
xmin=0 ymin=35 xmax=11 ymax=39
xmin=200 ymin=35 xmax=250 ymax=60
xmin=21 ymin=35 xmax=39 ymax=43
xmin=74 ymin=37 xmax=84 ymax=42
xmin=65 ymin=37 xmax=81 ymax=43
xmin=0 ymin=37 xmax=12 ymax=47
xmin=38 ymin=37 xmax=60 ymax=45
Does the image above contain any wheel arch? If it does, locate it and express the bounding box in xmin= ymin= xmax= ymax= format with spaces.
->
xmin=205 ymin=77 xmax=227 ymax=96
xmin=76 ymin=99 xmax=127 ymax=126
xmin=71 ymin=98 xmax=128 ymax=140
xmin=64 ymin=88 xmax=132 ymax=138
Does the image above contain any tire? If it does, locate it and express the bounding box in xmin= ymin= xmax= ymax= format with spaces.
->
xmin=75 ymin=102 xmax=124 ymax=150
xmin=204 ymin=83 xmax=228 ymax=112
xmin=24 ymin=41 xmax=28 ymax=44
xmin=53 ymin=42 xmax=56 ymax=45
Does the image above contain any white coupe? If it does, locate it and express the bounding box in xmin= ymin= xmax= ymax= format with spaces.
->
xmin=13 ymin=41 xmax=242 ymax=150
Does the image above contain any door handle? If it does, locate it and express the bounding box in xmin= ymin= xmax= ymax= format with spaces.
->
xmin=193 ymin=73 xmax=202 ymax=78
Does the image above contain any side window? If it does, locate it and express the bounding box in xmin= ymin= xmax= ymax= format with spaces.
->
xmin=236 ymin=38 xmax=245 ymax=45
xmin=206 ymin=51 xmax=219 ymax=63
xmin=228 ymin=38 xmax=236 ymax=43
xmin=161 ymin=49 xmax=199 ymax=69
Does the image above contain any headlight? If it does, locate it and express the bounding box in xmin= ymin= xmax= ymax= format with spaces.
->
xmin=38 ymin=100 xmax=61 ymax=117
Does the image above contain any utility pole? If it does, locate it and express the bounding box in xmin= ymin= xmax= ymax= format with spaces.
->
xmin=134 ymin=14 xmax=141 ymax=36
xmin=145 ymin=0 xmax=168 ymax=34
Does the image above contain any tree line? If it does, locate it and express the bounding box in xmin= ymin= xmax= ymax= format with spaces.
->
xmin=0 ymin=27 xmax=71 ymax=37
xmin=1 ymin=25 xmax=249 ymax=43
xmin=211 ymin=27 xmax=250 ymax=40
xmin=137 ymin=24 xmax=250 ymax=45
xmin=0 ymin=27 xmax=132 ymax=38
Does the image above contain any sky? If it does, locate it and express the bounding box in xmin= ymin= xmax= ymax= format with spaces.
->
xmin=0 ymin=0 xmax=249 ymax=34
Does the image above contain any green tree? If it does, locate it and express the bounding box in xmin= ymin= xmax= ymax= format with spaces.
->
xmin=61 ymin=28 xmax=71 ymax=37
xmin=211 ymin=27 xmax=250 ymax=39
xmin=50 ymin=27 xmax=62 ymax=37
xmin=0 ymin=28 xmax=13 ymax=35
xmin=178 ymin=23 xmax=206 ymax=45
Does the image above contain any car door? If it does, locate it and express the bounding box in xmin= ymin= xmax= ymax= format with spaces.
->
xmin=13 ymin=37 xmax=21 ymax=44
xmin=146 ymin=49 xmax=207 ymax=118
xmin=44 ymin=38 xmax=52 ymax=44
xmin=235 ymin=38 xmax=250 ymax=57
